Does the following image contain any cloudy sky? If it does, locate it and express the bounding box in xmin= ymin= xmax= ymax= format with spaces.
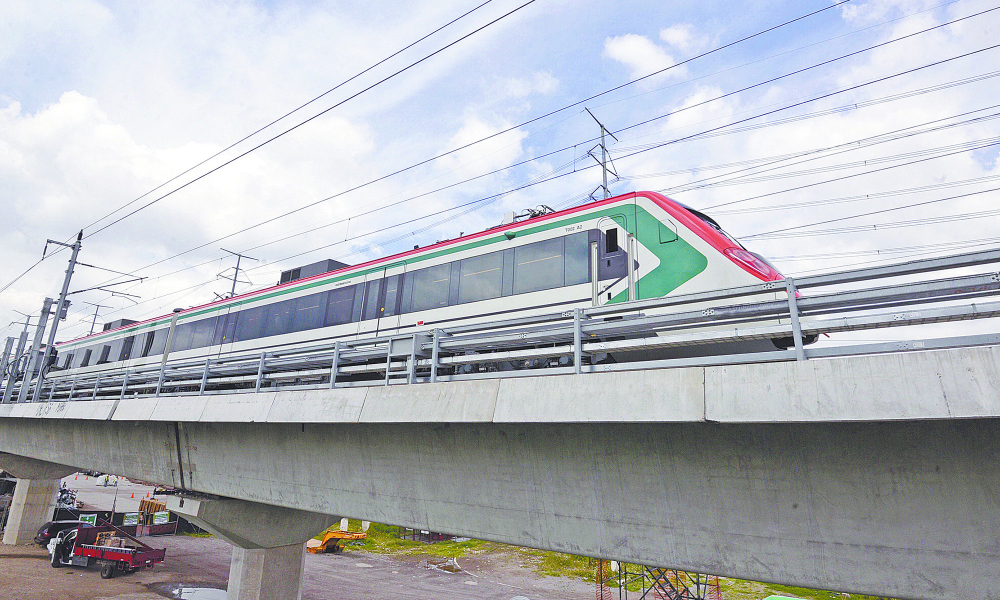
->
xmin=1 ymin=0 xmax=998 ymax=344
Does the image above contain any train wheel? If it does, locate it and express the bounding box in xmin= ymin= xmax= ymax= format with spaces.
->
xmin=100 ymin=563 xmax=115 ymax=579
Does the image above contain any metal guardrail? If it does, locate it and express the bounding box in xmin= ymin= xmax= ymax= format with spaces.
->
xmin=3 ymin=248 xmax=1000 ymax=402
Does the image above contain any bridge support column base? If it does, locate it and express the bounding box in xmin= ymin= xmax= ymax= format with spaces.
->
xmin=166 ymin=496 xmax=337 ymax=600
xmin=1 ymin=453 xmax=76 ymax=545
xmin=2 ymin=478 xmax=61 ymax=545
xmin=229 ymin=543 xmax=307 ymax=600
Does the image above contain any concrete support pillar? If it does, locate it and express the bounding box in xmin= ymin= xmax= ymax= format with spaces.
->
xmin=0 ymin=453 xmax=75 ymax=545
xmin=167 ymin=496 xmax=337 ymax=600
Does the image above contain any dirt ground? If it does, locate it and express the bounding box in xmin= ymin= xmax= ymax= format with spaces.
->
xmin=0 ymin=535 xmax=594 ymax=600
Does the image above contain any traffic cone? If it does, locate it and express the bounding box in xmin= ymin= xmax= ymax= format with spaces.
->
xmin=74 ymin=474 xmax=78 ymax=480
xmin=85 ymin=475 xmax=89 ymax=480
xmin=130 ymin=493 xmax=135 ymax=499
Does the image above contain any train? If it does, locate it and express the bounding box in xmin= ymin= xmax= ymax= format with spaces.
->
xmin=51 ymin=190 xmax=802 ymax=380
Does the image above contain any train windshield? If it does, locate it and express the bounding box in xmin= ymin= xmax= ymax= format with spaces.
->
xmin=678 ymin=203 xmax=744 ymax=248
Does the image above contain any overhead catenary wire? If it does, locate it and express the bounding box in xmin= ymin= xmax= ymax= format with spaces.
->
xmin=76 ymin=1 xmax=852 ymax=253
xmin=79 ymin=0 xmax=498 ymax=235
xmin=80 ymin=0 xmax=543 ymax=240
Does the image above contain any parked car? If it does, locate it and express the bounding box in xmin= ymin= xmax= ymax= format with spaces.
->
xmin=34 ymin=520 xmax=83 ymax=546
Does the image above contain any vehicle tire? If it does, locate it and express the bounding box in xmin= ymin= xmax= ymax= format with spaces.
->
xmin=50 ymin=547 xmax=63 ymax=568
xmin=100 ymin=563 xmax=115 ymax=579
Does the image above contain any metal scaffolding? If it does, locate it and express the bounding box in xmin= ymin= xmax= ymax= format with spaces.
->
xmin=597 ymin=560 xmax=722 ymax=600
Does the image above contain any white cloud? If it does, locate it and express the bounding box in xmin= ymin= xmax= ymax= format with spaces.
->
xmin=659 ymin=24 xmax=710 ymax=54
xmin=496 ymin=72 xmax=560 ymax=98
xmin=603 ymin=34 xmax=686 ymax=81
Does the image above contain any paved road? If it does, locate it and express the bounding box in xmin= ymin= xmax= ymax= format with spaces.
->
xmin=1 ymin=534 xmax=593 ymax=600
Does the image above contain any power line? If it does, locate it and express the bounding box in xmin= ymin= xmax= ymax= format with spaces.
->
xmin=79 ymin=0 xmax=497 ymax=234
xmin=77 ymin=1 xmax=851 ymax=251
xmin=80 ymin=0 xmax=542 ymax=240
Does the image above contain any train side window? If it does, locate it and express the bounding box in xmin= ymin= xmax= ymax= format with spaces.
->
xmin=605 ymin=228 xmax=619 ymax=253
xmin=448 ymin=262 xmax=461 ymax=306
xmin=130 ymin=333 xmax=147 ymax=359
xmin=501 ymin=248 xmax=515 ymax=297
xmin=514 ymin=237 xmax=564 ymax=295
xmin=119 ymin=336 xmax=135 ymax=361
xmin=292 ymin=292 xmax=327 ymax=332
xmin=399 ymin=273 xmax=414 ymax=314
xmin=146 ymin=328 xmax=167 ymax=356
xmin=62 ymin=353 xmax=74 ymax=369
xmin=382 ymin=275 xmax=402 ymax=317
xmin=326 ymin=285 xmax=357 ymax=326
xmin=97 ymin=345 xmax=111 ymax=364
xmin=80 ymin=349 xmax=93 ymax=368
xmin=213 ymin=314 xmax=236 ymax=346
xmin=408 ymin=264 xmax=451 ymax=312
xmin=234 ymin=306 xmax=266 ymax=342
xmin=263 ymin=300 xmax=294 ymax=337
xmin=564 ymin=231 xmax=590 ymax=286
xmin=351 ymin=285 xmax=365 ymax=322
xmin=458 ymin=251 xmax=502 ymax=304
xmin=362 ymin=279 xmax=382 ymax=321
xmin=191 ymin=317 xmax=218 ymax=348
xmin=171 ymin=322 xmax=195 ymax=351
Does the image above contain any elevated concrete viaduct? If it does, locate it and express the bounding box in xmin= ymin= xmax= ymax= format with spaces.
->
xmin=2 ymin=344 xmax=999 ymax=600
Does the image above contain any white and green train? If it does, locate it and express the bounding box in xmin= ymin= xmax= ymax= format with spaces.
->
xmin=53 ymin=191 xmax=793 ymax=378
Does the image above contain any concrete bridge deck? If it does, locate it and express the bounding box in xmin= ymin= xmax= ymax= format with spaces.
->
xmin=2 ymin=344 xmax=999 ymax=600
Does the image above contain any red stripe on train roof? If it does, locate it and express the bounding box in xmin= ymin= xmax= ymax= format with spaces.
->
xmin=60 ymin=191 xmax=734 ymax=346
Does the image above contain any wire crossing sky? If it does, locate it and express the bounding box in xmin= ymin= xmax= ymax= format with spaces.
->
xmin=1 ymin=0 xmax=999 ymax=343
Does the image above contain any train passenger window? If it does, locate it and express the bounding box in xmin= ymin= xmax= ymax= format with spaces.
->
xmin=605 ymin=228 xmax=619 ymax=253
xmin=146 ymin=329 xmax=167 ymax=356
xmin=407 ymin=264 xmax=451 ymax=312
xmin=362 ymin=279 xmax=382 ymax=321
xmin=514 ymin=237 xmax=564 ymax=295
xmin=458 ymin=252 xmax=502 ymax=304
xmin=97 ymin=345 xmax=111 ymax=364
xmin=62 ymin=353 xmax=74 ymax=369
xmin=325 ymin=285 xmax=357 ymax=326
xmin=171 ymin=322 xmax=195 ymax=352
xmin=292 ymin=292 xmax=327 ymax=332
xmin=130 ymin=333 xmax=147 ymax=359
xmin=80 ymin=349 xmax=92 ymax=368
xmin=234 ymin=305 xmax=266 ymax=342
xmin=263 ymin=300 xmax=294 ymax=337
xmin=107 ymin=339 xmax=123 ymax=362
xmin=382 ymin=275 xmax=402 ymax=317
xmin=564 ymin=231 xmax=590 ymax=286
xmin=352 ymin=285 xmax=365 ymax=322
xmin=501 ymin=249 xmax=515 ymax=297
xmin=190 ymin=317 xmax=218 ymax=348
xmin=213 ymin=314 xmax=237 ymax=346
xmin=119 ymin=336 xmax=135 ymax=361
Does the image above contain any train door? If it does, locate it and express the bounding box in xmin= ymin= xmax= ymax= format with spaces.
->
xmin=376 ymin=263 xmax=405 ymax=336
xmin=357 ymin=269 xmax=385 ymax=337
xmin=596 ymin=215 xmax=629 ymax=304
xmin=212 ymin=306 xmax=237 ymax=358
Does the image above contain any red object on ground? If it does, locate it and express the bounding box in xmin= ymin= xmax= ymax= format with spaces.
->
xmin=71 ymin=522 xmax=166 ymax=572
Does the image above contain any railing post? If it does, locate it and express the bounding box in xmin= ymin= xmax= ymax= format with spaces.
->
xmin=384 ymin=340 xmax=393 ymax=386
xmin=155 ymin=362 xmax=166 ymax=397
xmin=785 ymin=277 xmax=807 ymax=361
xmin=329 ymin=341 xmax=340 ymax=389
xmin=199 ymin=358 xmax=211 ymax=395
xmin=120 ymin=371 xmax=130 ymax=400
xmin=68 ymin=378 xmax=76 ymax=402
xmin=430 ymin=329 xmax=440 ymax=384
xmin=254 ymin=352 xmax=266 ymax=393
xmin=47 ymin=380 xmax=56 ymax=401
xmin=407 ymin=334 xmax=417 ymax=385
xmin=92 ymin=374 xmax=101 ymax=401
xmin=573 ymin=308 xmax=582 ymax=374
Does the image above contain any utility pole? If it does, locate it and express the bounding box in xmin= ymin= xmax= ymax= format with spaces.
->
xmin=0 ymin=337 xmax=13 ymax=395
xmin=219 ymin=248 xmax=257 ymax=298
xmin=1 ymin=314 xmax=32 ymax=404
xmin=585 ymin=107 xmax=619 ymax=199
xmin=32 ymin=231 xmax=82 ymax=402
xmin=17 ymin=298 xmax=53 ymax=403
xmin=83 ymin=302 xmax=112 ymax=335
